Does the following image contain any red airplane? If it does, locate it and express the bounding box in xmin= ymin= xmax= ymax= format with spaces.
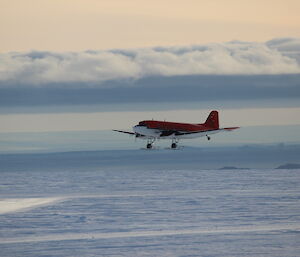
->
xmin=113 ymin=110 xmax=239 ymax=149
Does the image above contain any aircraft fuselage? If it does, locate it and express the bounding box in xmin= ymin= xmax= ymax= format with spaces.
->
xmin=133 ymin=121 xmax=219 ymax=139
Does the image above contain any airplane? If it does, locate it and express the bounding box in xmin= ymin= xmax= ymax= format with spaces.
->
xmin=113 ymin=110 xmax=239 ymax=149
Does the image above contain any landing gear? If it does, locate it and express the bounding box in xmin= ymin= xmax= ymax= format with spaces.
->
xmin=206 ymin=135 xmax=211 ymax=141
xmin=171 ymin=138 xmax=179 ymax=149
xmin=146 ymin=143 xmax=153 ymax=149
xmin=146 ymin=138 xmax=155 ymax=149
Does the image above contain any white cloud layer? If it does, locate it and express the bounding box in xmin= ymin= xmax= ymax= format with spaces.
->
xmin=1 ymin=38 xmax=300 ymax=86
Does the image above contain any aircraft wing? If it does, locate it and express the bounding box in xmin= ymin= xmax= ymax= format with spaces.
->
xmin=113 ymin=130 xmax=146 ymax=138
xmin=113 ymin=129 xmax=135 ymax=135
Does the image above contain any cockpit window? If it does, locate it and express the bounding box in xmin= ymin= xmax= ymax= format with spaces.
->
xmin=139 ymin=121 xmax=146 ymax=126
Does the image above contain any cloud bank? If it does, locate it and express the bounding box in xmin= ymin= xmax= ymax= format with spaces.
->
xmin=1 ymin=38 xmax=300 ymax=87
xmin=0 ymin=38 xmax=299 ymax=111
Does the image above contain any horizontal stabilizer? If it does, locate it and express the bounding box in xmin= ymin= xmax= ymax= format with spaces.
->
xmin=223 ymin=127 xmax=240 ymax=131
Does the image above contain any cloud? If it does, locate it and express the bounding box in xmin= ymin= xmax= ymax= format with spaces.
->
xmin=0 ymin=51 xmax=140 ymax=86
xmin=1 ymin=38 xmax=300 ymax=87
xmin=0 ymin=38 xmax=299 ymax=111
xmin=267 ymin=38 xmax=300 ymax=54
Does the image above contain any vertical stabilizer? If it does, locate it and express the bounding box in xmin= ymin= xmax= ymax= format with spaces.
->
xmin=204 ymin=111 xmax=219 ymax=129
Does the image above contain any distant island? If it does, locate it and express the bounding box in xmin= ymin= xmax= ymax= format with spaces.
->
xmin=276 ymin=163 xmax=300 ymax=169
xmin=219 ymin=166 xmax=249 ymax=170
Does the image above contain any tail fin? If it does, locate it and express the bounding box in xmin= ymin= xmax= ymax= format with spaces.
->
xmin=204 ymin=110 xmax=219 ymax=129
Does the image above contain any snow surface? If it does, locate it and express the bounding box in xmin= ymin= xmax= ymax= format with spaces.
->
xmin=1 ymin=150 xmax=300 ymax=256
xmin=0 ymin=198 xmax=63 ymax=214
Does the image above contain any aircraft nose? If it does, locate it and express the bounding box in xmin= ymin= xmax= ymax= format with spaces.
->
xmin=133 ymin=124 xmax=146 ymax=133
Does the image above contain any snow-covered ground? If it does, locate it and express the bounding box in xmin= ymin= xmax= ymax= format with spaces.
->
xmin=1 ymin=149 xmax=300 ymax=256
xmin=0 ymin=198 xmax=63 ymax=215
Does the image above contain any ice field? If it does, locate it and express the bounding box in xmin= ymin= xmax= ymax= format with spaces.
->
xmin=1 ymin=149 xmax=300 ymax=256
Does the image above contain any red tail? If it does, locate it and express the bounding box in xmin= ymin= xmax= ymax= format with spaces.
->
xmin=204 ymin=110 xmax=219 ymax=129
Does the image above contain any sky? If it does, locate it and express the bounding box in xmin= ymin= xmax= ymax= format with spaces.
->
xmin=0 ymin=0 xmax=300 ymax=150
xmin=1 ymin=0 xmax=300 ymax=52
xmin=1 ymin=108 xmax=300 ymax=133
